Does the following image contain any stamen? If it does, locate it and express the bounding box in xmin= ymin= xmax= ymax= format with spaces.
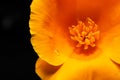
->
xmin=69 ymin=17 xmax=100 ymax=50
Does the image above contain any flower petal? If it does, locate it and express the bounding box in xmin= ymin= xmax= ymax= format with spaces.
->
xmin=29 ymin=0 xmax=61 ymax=65
xmin=99 ymin=24 xmax=120 ymax=64
xmin=29 ymin=0 xmax=72 ymax=66
xmin=97 ymin=2 xmax=120 ymax=64
xmin=35 ymin=58 xmax=61 ymax=79
xmin=49 ymin=54 xmax=120 ymax=80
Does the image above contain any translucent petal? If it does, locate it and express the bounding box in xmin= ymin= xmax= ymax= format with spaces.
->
xmin=35 ymin=58 xmax=61 ymax=79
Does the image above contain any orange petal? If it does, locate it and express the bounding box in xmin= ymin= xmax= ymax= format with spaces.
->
xmin=35 ymin=58 xmax=61 ymax=79
xmin=29 ymin=0 xmax=73 ymax=66
xmin=99 ymin=24 xmax=120 ymax=64
xmin=97 ymin=2 xmax=120 ymax=64
xmin=29 ymin=0 xmax=62 ymax=66
xmin=49 ymin=54 xmax=120 ymax=80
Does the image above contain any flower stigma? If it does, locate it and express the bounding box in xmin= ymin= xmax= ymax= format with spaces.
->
xmin=69 ymin=17 xmax=100 ymax=50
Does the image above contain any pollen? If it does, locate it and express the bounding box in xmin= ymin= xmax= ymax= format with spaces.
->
xmin=68 ymin=17 xmax=100 ymax=50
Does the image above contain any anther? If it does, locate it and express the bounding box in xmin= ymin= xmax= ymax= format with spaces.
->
xmin=69 ymin=17 xmax=100 ymax=50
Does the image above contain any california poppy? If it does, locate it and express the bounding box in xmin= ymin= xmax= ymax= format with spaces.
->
xmin=29 ymin=0 xmax=120 ymax=80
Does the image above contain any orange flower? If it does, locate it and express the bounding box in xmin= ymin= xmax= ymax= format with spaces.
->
xmin=29 ymin=0 xmax=120 ymax=80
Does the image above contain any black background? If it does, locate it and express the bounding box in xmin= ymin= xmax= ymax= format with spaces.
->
xmin=0 ymin=0 xmax=40 ymax=80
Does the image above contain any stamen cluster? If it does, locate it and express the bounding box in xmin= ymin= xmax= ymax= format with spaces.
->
xmin=69 ymin=18 xmax=100 ymax=49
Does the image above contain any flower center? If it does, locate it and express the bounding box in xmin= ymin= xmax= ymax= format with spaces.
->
xmin=69 ymin=17 xmax=100 ymax=50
